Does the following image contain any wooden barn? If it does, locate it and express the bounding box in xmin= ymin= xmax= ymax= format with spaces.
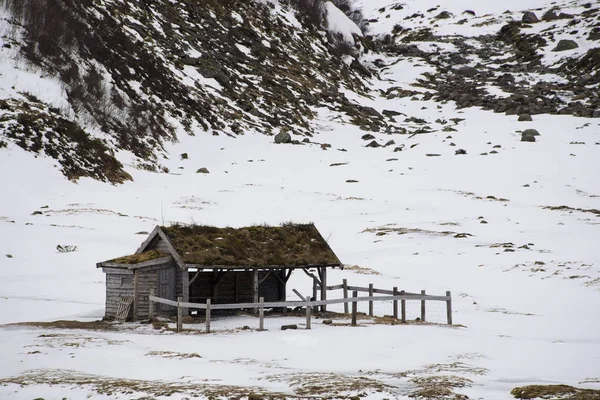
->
xmin=96 ymin=224 xmax=342 ymax=320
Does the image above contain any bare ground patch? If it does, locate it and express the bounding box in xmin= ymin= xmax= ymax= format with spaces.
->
xmin=344 ymin=264 xmax=381 ymax=275
xmin=363 ymin=224 xmax=473 ymax=239
xmin=0 ymin=369 xmax=289 ymax=399
xmin=511 ymin=384 xmax=600 ymax=399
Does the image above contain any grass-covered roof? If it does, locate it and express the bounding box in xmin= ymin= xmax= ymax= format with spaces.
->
xmin=108 ymin=250 xmax=169 ymax=265
xmin=161 ymin=223 xmax=341 ymax=267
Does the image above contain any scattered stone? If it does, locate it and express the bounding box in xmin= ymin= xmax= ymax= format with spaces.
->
xmin=521 ymin=129 xmax=540 ymax=142
xmin=274 ymin=131 xmax=292 ymax=144
xmin=493 ymin=145 xmax=502 ymax=149
xmin=518 ymin=114 xmax=532 ymax=121
xmin=480 ymin=220 xmax=488 ymax=224
xmin=242 ymin=326 xmax=251 ymax=330
xmin=196 ymin=167 xmax=210 ymax=173
xmin=346 ymin=180 xmax=359 ymax=183
xmin=322 ymin=319 xmax=333 ymax=325
xmin=435 ymin=11 xmax=453 ymax=19
xmin=384 ymin=140 xmax=396 ymax=147
xmin=366 ymin=140 xmax=381 ymax=148
xmin=463 ymin=10 xmax=476 ymax=16
xmin=449 ymin=142 xmax=456 ymax=146
xmin=330 ymin=162 xmax=348 ymax=167
xmin=320 ymin=143 xmax=331 ymax=150
xmin=592 ymin=109 xmax=600 ymax=118
xmin=180 ymin=153 xmax=188 ymax=160
xmin=135 ymin=231 xmax=149 ymax=235
xmin=281 ymin=324 xmax=297 ymax=330
xmin=5 ymin=254 xmax=13 ymax=258
xmin=553 ymin=39 xmax=578 ymax=52
xmin=455 ymin=149 xmax=467 ymax=155
xmin=490 ymin=150 xmax=499 ymax=154
xmin=393 ymin=146 xmax=403 ymax=152
xmin=386 ymin=158 xmax=398 ymax=161
xmin=382 ymin=110 xmax=403 ymax=117
xmin=31 ymin=211 xmax=43 ymax=215
xmin=522 ymin=11 xmax=539 ymax=23
xmin=40 ymin=205 xmax=49 ymax=209
xmin=426 ymin=153 xmax=441 ymax=157
xmin=302 ymin=138 xmax=310 ymax=143
xmin=541 ymin=9 xmax=558 ymax=21
xmin=361 ymin=133 xmax=375 ymax=140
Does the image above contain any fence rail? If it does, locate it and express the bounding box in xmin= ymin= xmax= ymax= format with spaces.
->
xmin=148 ymin=283 xmax=452 ymax=333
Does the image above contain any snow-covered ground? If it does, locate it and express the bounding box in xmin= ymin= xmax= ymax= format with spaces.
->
xmin=1 ymin=0 xmax=599 ymax=399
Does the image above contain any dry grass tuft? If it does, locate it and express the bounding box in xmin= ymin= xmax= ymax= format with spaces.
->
xmin=344 ymin=264 xmax=381 ymax=275
xmin=162 ymin=223 xmax=341 ymax=267
xmin=511 ymin=384 xmax=600 ymax=399
xmin=264 ymin=372 xmax=393 ymax=397
xmin=10 ymin=320 xmax=115 ymax=331
xmin=109 ymin=250 xmax=169 ymax=265
xmin=409 ymin=375 xmax=472 ymax=399
xmin=146 ymin=351 xmax=201 ymax=359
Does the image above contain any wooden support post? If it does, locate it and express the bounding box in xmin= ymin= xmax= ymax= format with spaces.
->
xmin=351 ymin=290 xmax=357 ymax=326
xmin=149 ymin=288 xmax=155 ymax=320
xmin=305 ymin=295 xmax=311 ymax=330
xmin=446 ymin=291 xmax=452 ymax=325
xmin=177 ymin=296 xmax=183 ymax=333
xmin=393 ymin=287 xmax=398 ymax=319
xmin=368 ymin=283 xmax=374 ymax=316
xmin=400 ymin=290 xmax=406 ymax=323
xmin=259 ymin=297 xmax=265 ymax=331
xmin=253 ymin=270 xmax=259 ymax=314
xmin=320 ymin=267 xmax=327 ymax=312
xmin=421 ymin=290 xmax=426 ymax=322
xmin=206 ymin=299 xmax=211 ymax=333
xmin=343 ymin=279 xmax=349 ymax=314
xmin=182 ymin=271 xmax=189 ymax=316
xmin=312 ymin=277 xmax=318 ymax=313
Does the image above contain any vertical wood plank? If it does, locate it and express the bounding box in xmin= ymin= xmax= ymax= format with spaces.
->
xmin=421 ymin=290 xmax=426 ymax=322
xmin=312 ymin=277 xmax=318 ymax=313
xmin=234 ymin=274 xmax=239 ymax=303
xmin=351 ymin=290 xmax=357 ymax=326
xmin=177 ymin=296 xmax=183 ymax=332
xmin=182 ymin=270 xmax=189 ymax=316
xmin=446 ymin=291 xmax=452 ymax=325
xmin=305 ymin=295 xmax=311 ymax=330
xmin=368 ymin=283 xmax=374 ymax=316
xmin=253 ymin=269 xmax=259 ymax=314
xmin=393 ymin=287 xmax=398 ymax=319
xmin=343 ymin=279 xmax=349 ymax=314
xmin=148 ymin=288 xmax=155 ymax=320
xmin=259 ymin=297 xmax=265 ymax=331
xmin=281 ymin=270 xmax=287 ymax=314
xmin=133 ymin=271 xmax=139 ymax=320
xmin=206 ymin=299 xmax=211 ymax=333
xmin=321 ymin=267 xmax=327 ymax=312
xmin=400 ymin=290 xmax=406 ymax=323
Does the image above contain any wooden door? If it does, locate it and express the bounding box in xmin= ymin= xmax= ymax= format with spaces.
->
xmin=158 ymin=268 xmax=176 ymax=311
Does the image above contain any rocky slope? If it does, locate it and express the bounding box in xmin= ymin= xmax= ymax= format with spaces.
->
xmin=0 ymin=0 xmax=598 ymax=183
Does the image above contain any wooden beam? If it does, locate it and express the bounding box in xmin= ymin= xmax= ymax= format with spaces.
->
xmin=257 ymin=270 xmax=272 ymax=285
xmin=320 ymin=267 xmax=327 ymax=312
xmin=134 ymin=225 xmax=161 ymax=254
xmin=284 ymin=269 xmax=293 ymax=282
xmin=188 ymin=268 xmax=203 ymax=286
xmin=253 ymin=269 xmax=259 ymax=314
xmin=301 ymin=268 xmax=321 ymax=286
xmin=182 ymin=270 xmax=189 ymax=316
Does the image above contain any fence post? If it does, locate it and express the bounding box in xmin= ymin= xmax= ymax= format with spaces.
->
xmin=306 ymin=294 xmax=311 ymax=329
xmin=149 ymin=288 xmax=155 ymax=320
xmin=206 ymin=299 xmax=211 ymax=333
xmin=393 ymin=287 xmax=398 ymax=319
xmin=343 ymin=279 xmax=349 ymax=314
xmin=446 ymin=291 xmax=452 ymax=325
xmin=351 ymin=290 xmax=357 ymax=326
xmin=259 ymin=297 xmax=265 ymax=331
xmin=177 ymin=297 xmax=183 ymax=333
xmin=400 ymin=290 xmax=406 ymax=323
xmin=368 ymin=283 xmax=373 ymax=316
xmin=421 ymin=290 xmax=426 ymax=322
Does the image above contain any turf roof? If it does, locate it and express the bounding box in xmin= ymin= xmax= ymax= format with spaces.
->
xmin=160 ymin=223 xmax=341 ymax=267
xmin=108 ymin=250 xmax=169 ymax=265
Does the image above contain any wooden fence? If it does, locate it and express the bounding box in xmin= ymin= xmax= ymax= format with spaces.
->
xmin=148 ymin=285 xmax=452 ymax=333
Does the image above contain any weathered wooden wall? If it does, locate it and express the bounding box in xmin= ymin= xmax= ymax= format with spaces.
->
xmin=104 ymin=268 xmax=134 ymax=318
xmin=189 ymin=270 xmax=283 ymax=304
xmin=133 ymin=261 xmax=177 ymax=319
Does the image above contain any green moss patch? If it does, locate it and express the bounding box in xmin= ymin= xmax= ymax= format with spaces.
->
xmin=109 ymin=250 xmax=169 ymax=265
xmin=162 ymin=223 xmax=340 ymax=267
xmin=511 ymin=384 xmax=600 ymax=399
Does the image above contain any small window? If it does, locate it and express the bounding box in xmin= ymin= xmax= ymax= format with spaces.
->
xmin=121 ymin=277 xmax=133 ymax=287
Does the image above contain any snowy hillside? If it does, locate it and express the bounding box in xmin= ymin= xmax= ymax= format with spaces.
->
xmin=0 ymin=0 xmax=599 ymax=399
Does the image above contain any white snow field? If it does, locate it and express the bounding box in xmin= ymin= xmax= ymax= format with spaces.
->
xmin=1 ymin=0 xmax=599 ymax=399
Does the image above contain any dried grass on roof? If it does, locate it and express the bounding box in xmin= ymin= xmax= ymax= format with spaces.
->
xmin=162 ymin=223 xmax=340 ymax=267
xmin=109 ymin=250 xmax=168 ymax=265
